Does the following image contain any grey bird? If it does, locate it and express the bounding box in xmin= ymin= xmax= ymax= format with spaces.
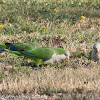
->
xmin=91 ymin=43 xmax=100 ymax=61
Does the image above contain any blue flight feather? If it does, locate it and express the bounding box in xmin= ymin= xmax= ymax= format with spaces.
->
xmin=20 ymin=50 xmax=51 ymax=61
xmin=43 ymin=57 xmax=51 ymax=61
xmin=5 ymin=43 xmax=17 ymax=51
xmin=19 ymin=50 xmax=35 ymax=57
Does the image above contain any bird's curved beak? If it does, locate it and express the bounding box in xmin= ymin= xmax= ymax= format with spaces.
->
xmin=65 ymin=57 xmax=69 ymax=61
xmin=96 ymin=48 xmax=99 ymax=54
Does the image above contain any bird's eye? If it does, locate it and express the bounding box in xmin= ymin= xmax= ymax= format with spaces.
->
xmin=65 ymin=54 xmax=67 ymax=56
xmin=93 ymin=47 xmax=98 ymax=50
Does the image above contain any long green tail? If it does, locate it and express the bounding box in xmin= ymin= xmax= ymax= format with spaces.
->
xmin=0 ymin=47 xmax=8 ymax=53
xmin=0 ymin=47 xmax=22 ymax=56
xmin=8 ymin=50 xmax=22 ymax=56
xmin=0 ymin=44 xmax=7 ymax=49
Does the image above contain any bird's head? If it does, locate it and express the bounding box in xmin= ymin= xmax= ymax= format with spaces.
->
xmin=93 ymin=43 xmax=100 ymax=54
xmin=65 ymin=51 xmax=70 ymax=61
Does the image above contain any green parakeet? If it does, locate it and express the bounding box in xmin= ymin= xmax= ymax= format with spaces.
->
xmin=0 ymin=43 xmax=70 ymax=66
xmin=19 ymin=47 xmax=70 ymax=66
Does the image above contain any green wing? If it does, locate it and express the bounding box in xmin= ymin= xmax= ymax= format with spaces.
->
xmin=19 ymin=47 xmax=55 ymax=60
xmin=19 ymin=47 xmax=66 ymax=61
xmin=13 ymin=43 xmax=40 ymax=50
xmin=5 ymin=43 xmax=40 ymax=51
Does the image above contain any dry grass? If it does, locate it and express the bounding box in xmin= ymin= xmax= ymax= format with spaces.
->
xmin=0 ymin=65 xmax=100 ymax=99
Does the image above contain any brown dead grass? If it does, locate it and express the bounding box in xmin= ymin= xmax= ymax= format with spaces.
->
xmin=0 ymin=65 xmax=100 ymax=95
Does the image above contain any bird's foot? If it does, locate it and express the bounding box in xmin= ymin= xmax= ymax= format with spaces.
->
xmin=31 ymin=64 xmax=41 ymax=70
